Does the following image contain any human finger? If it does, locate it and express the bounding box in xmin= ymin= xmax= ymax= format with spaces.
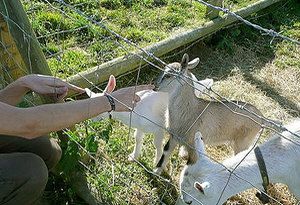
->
xmin=55 ymin=86 xmax=68 ymax=95
xmin=65 ymin=83 xmax=85 ymax=93
xmin=57 ymin=90 xmax=68 ymax=101
xmin=45 ymin=77 xmax=84 ymax=94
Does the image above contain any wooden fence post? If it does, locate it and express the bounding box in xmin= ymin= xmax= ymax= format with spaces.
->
xmin=0 ymin=2 xmax=102 ymax=204
xmin=0 ymin=0 xmax=52 ymax=82
xmin=0 ymin=14 xmax=28 ymax=87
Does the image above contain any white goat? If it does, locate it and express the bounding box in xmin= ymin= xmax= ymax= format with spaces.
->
xmin=155 ymin=53 xmax=263 ymax=174
xmin=179 ymin=119 xmax=300 ymax=204
xmin=85 ymin=77 xmax=213 ymax=167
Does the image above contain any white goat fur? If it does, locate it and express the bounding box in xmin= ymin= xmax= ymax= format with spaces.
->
xmin=85 ymin=77 xmax=213 ymax=166
xmin=179 ymin=119 xmax=300 ymax=205
xmin=155 ymin=53 xmax=263 ymax=174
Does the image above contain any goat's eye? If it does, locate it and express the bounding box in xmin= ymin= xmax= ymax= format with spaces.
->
xmin=184 ymin=171 xmax=189 ymax=176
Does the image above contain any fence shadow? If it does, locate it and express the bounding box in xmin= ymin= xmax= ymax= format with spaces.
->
xmin=242 ymin=71 xmax=300 ymax=117
xmin=178 ymin=0 xmax=300 ymax=119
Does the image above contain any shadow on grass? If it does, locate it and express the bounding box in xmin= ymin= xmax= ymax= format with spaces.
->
xmin=159 ymin=0 xmax=300 ymax=118
xmin=242 ymin=71 xmax=300 ymax=117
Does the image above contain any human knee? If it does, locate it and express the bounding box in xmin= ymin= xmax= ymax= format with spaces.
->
xmin=35 ymin=137 xmax=62 ymax=169
xmin=23 ymin=153 xmax=49 ymax=188
xmin=0 ymin=153 xmax=48 ymax=204
xmin=18 ymin=154 xmax=48 ymax=203
xmin=8 ymin=153 xmax=48 ymax=192
xmin=48 ymin=139 xmax=62 ymax=170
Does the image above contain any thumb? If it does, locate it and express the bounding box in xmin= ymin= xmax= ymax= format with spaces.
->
xmin=104 ymin=75 xmax=116 ymax=93
xmin=55 ymin=86 xmax=68 ymax=95
xmin=56 ymin=87 xmax=68 ymax=101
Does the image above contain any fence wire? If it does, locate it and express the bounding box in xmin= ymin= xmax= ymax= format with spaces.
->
xmin=47 ymin=0 xmax=300 ymax=139
xmin=0 ymin=0 xmax=299 ymax=204
xmin=193 ymin=0 xmax=300 ymax=45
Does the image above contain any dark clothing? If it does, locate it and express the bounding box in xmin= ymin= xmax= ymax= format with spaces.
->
xmin=0 ymin=135 xmax=61 ymax=205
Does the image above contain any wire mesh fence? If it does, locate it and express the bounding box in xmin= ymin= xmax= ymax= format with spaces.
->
xmin=0 ymin=0 xmax=299 ymax=204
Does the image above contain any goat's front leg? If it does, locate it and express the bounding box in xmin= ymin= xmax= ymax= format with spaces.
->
xmin=153 ymin=130 xmax=165 ymax=166
xmin=128 ymin=129 xmax=144 ymax=162
xmin=154 ymin=134 xmax=177 ymax=174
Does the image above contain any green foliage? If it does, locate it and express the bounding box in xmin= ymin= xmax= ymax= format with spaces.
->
xmin=153 ymin=0 xmax=168 ymax=7
xmin=162 ymin=12 xmax=186 ymax=28
xmin=32 ymin=11 xmax=73 ymax=37
xmin=52 ymin=120 xmax=113 ymax=202
xmin=58 ymin=131 xmax=81 ymax=173
xmin=42 ymin=41 xmax=59 ymax=54
xmin=99 ymin=0 xmax=122 ymax=10
xmin=22 ymin=0 xmax=210 ymax=79
xmin=125 ymin=28 xmax=150 ymax=42
xmin=58 ymin=119 xmax=113 ymax=173
xmin=48 ymin=48 xmax=95 ymax=78
xmin=212 ymin=27 xmax=242 ymax=54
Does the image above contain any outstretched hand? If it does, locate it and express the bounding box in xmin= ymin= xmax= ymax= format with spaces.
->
xmin=22 ymin=74 xmax=85 ymax=101
xmin=103 ymin=75 xmax=154 ymax=112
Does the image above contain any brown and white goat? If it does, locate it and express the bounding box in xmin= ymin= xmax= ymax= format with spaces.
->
xmin=155 ymin=53 xmax=264 ymax=173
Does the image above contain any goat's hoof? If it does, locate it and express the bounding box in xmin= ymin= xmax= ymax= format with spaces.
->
xmin=128 ymin=154 xmax=138 ymax=162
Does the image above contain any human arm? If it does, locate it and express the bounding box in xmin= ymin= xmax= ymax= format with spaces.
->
xmin=0 ymin=83 xmax=153 ymax=139
xmin=0 ymin=74 xmax=84 ymax=106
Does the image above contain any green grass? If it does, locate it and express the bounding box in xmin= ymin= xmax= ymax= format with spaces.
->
xmin=19 ymin=0 xmax=300 ymax=204
xmin=23 ymin=0 xmax=264 ymax=79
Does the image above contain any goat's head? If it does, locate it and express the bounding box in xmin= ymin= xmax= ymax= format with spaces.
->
xmin=156 ymin=53 xmax=200 ymax=92
xmin=179 ymin=132 xmax=216 ymax=204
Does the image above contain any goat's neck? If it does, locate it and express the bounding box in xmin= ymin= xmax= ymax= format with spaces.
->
xmin=169 ymin=81 xmax=209 ymax=114
xmin=212 ymin=160 xmax=265 ymax=203
xmin=204 ymin=144 xmax=292 ymax=204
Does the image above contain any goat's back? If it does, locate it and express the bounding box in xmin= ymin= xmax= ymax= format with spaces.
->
xmin=199 ymin=100 xmax=262 ymax=145
xmin=169 ymin=98 xmax=262 ymax=147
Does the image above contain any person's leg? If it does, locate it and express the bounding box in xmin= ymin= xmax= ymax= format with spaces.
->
xmin=0 ymin=135 xmax=61 ymax=170
xmin=0 ymin=153 xmax=48 ymax=205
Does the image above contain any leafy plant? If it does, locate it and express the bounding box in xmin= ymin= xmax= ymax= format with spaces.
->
xmin=51 ymin=119 xmax=113 ymax=202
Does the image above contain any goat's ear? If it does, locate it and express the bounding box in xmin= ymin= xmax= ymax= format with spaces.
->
xmin=187 ymin=57 xmax=200 ymax=70
xmin=181 ymin=53 xmax=189 ymax=70
xmin=192 ymin=75 xmax=214 ymax=98
xmin=194 ymin=181 xmax=210 ymax=194
xmin=201 ymin=79 xmax=213 ymax=89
